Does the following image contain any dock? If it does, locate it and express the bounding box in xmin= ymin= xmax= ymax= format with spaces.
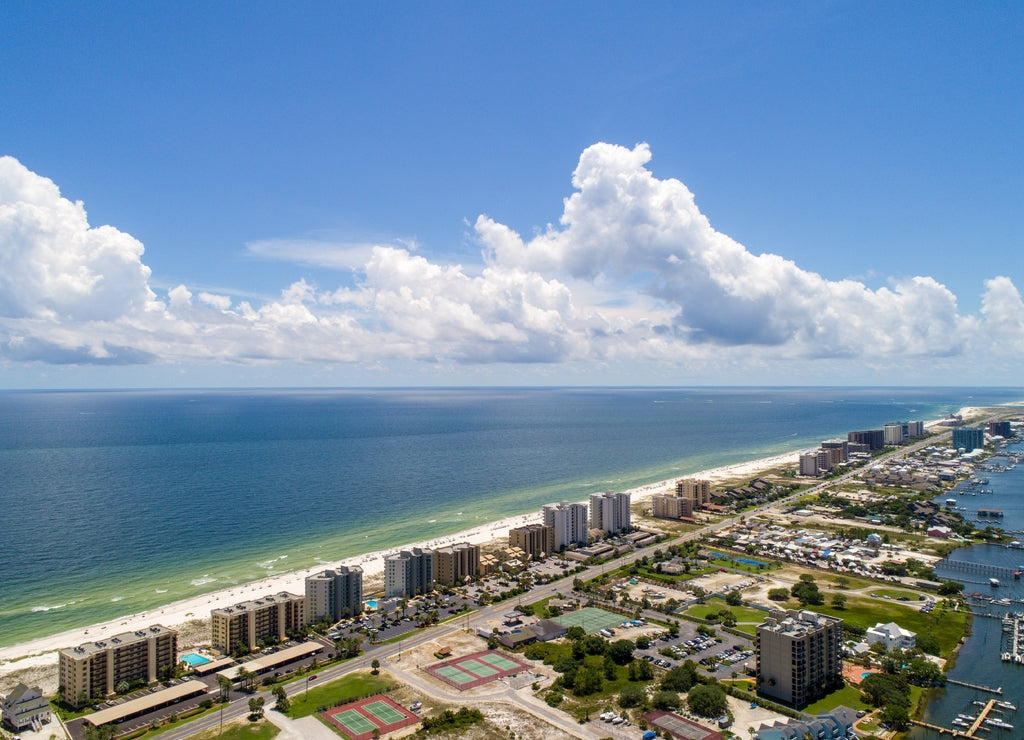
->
xmin=944 ymin=678 xmax=1002 ymax=694
xmin=911 ymin=699 xmax=1006 ymax=738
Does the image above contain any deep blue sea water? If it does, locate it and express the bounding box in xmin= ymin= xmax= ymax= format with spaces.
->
xmin=1 ymin=386 xmax=1020 ymax=649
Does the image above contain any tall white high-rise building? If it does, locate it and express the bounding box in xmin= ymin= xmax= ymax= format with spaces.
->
xmin=589 ymin=491 xmax=631 ymax=534
xmin=384 ymin=547 xmax=434 ymax=598
xmin=306 ymin=565 xmax=363 ymax=622
xmin=542 ymin=501 xmax=588 ymax=551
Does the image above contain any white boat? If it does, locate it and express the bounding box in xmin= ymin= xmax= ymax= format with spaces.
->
xmin=985 ymin=718 xmax=1014 ymax=729
xmin=997 ymin=701 xmax=1017 ymax=711
xmin=991 ymin=578 xmax=1002 ymax=587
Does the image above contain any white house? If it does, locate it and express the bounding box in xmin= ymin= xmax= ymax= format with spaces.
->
xmin=864 ymin=621 xmax=916 ymax=651
xmin=2 ymin=683 xmax=51 ymax=732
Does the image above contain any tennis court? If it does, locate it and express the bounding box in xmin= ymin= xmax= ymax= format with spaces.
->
xmin=424 ymin=649 xmax=530 ymax=690
xmin=644 ymin=710 xmax=723 ymax=740
xmin=322 ymin=695 xmax=419 ymax=740
xmin=363 ymin=699 xmax=407 ymax=724
xmin=551 ymin=606 xmax=623 ymax=634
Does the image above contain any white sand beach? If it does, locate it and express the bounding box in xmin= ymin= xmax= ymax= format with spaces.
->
xmin=0 ymin=446 xmax=807 ymax=695
xmin=5 ymin=403 xmax=989 ymax=693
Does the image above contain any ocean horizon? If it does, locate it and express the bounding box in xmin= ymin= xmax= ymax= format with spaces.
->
xmin=2 ymin=385 xmax=1021 ymax=649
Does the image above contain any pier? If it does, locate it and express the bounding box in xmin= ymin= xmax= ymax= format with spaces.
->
xmin=937 ymin=559 xmax=1021 ymax=578
xmin=944 ymin=679 xmax=1002 ymax=694
xmin=911 ymin=699 xmax=1005 ymax=738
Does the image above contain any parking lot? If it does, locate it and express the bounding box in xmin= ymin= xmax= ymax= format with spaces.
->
xmin=633 ymin=621 xmax=755 ymax=677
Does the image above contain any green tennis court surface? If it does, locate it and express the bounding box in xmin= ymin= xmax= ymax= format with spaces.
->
xmin=424 ymin=649 xmax=530 ymax=690
xmin=459 ymin=659 xmax=499 ymax=676
xmin=436 ymin=665 xmax=477 ymax=684
xmin=551 ymin=607 xmax=622 ymax=634
xmin=479 ymin=652 xmax=520 ymax=670
xmin=333 ymin=708 xmax=376 ymax=735
xmin=363 ymin=699 xmax=406 ymax=724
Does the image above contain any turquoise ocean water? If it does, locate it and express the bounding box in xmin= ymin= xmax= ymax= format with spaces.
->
xmin=1 ymin=386 xmax=1020 ymax=649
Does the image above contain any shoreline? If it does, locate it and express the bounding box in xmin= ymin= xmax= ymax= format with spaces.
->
xmin=0 ymin=448 xmax=805 ymax=683
xmin=0 ymin=403 xmax=993 ymax=692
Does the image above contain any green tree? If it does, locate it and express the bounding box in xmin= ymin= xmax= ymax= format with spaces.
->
xmin=371 ymin=658 xmax=381 ymax=674
xmin=830 ymin=593 xmax=847 ymax=609
xmin=248 ymin=696 xmax=265 ymax=719
xmin=725 ymin=590 xmax=743 ymax=606
xmin=652 ymin=690 xmax=681 ymax=710
xmin=217 ymin=674 xmax=233 ymax=701
xmin=603 ymin=654 xmax=619 ymax=680
xmin=879 ymin=703 xmax=910 ymax=730
xmin=687 ymin=683 xmax=728 ymax=717
xmin=767 ymin=588 xmax=790 ymax=601
xmin=607 ymin=639 xmax=635 ymax=665
xmin=573 ymin=665 xmax=603 ymax=696
xmin=619 ymin=684 xmax=645 ymax=708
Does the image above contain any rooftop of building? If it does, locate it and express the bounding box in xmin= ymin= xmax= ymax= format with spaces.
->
xmin=62 ymin=624 xmax=175 ymax=658
xmin=211 ymin=592 xmax=303 ymax=617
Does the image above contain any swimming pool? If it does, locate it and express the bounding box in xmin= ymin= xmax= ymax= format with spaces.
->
xmin=365 ymin=599 xmax=378 ymax=609
xmin=181 ymin=652 xmax=211 ymax=667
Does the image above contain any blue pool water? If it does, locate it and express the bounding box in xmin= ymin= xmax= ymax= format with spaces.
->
xmin=181 ymin=653 xmax=211 ymax=666
xmin=365 ymin=599 xmax=378 ymax=609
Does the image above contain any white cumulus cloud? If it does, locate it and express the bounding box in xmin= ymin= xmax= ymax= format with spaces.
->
xmin=0 ymin=146 xmax=1022 ymax=381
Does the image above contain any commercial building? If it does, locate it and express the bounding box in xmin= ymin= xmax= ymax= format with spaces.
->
xmin=589 ymin=491 xmax=631 ymax=534
xmin=433 ymin=542 xmax=480 ymax=586
xmin=2 ymin=683 xmax=51 ymax=732
xmin=508 ymin=523 xmax=553 ymax=559
xmin=542 ymin=501 xmax=589 ymax=551
xmin=675 ymin=478 xmax=711 ymax=508
xmin=59 ymin=625 xmax=178 ymax=708
xmin=210 ymin=592 xmax=305 ymax=655
xmin=756 ymin=609 xmax=842 ymax=707
xmin=652 ymin=493 xmax=694 ymax=519
xmin=384 ymin=547 xmax=434 ymax=598
xmin=305 ymin=565 xmax=363 ymax=623
xmin=952 ymin=426 xmax=985 ymax=452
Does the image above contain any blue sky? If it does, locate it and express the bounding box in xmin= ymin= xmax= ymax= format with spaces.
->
xmin=2 ymin=2 xmax=1023 ymax=387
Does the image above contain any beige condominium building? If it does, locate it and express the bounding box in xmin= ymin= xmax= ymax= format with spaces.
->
xmin=433 ymin=542 xmax=480 ymax=586
xmin=59 ymin=625 xmax=178 ymax=708
xmin=211 ymin=592 xmax=305 ymax=655
xmin=508 ymin=523 xmax=553 ymax=560
xmin=756 ymin=609 xmax=843 ymax=707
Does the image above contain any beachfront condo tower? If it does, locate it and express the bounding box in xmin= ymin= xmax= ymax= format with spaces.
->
xmin=588 ymin=491 xmax=631 ymax=535
xmin=59 ymin=625 xmax=178 ymax=708
xmin=305 ymin=565 xmax=364 ymax=623
xmin=542 ymin=501 xmax=588 ymax=551
xmin=509 ymin=523 xmax=554 ymax=559
xmin=384 ymin=547 xmax=434 ymax=598
xmin=210 ymin=592 xmax=305 ymax=655
xmin=433 ymin=542 xmax=481 ymax=586
xmin=756 ymin=609 xmax=843 ymax=707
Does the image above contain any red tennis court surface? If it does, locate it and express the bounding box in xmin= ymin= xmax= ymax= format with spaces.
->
xmin=322 ymin=694 xmax=419 ymax=740
xmin=644 ymin=710 xmax=723 ymax=740
xmin=423 ymin=649 xmax=530 ymax=690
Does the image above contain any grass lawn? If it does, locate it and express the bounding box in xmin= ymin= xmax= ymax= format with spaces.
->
xmin=867 ymin=588 xmax=925 ymax=600
xmin=186 ymin=720 xmax=280 ymax=740
xmin=282 ymin=671 xmax=395 ymax=719
xmin=803 ymin=683 xmax=869 ymax=714
xmin=806 ymin=597 xmax=968 ymax=655
xmin=684 ymin=597 xmax=767 ymax=624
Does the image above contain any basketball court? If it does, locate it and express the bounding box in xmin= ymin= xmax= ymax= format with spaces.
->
xmin=322 ymin=694 xmax=419 ymax=740
xmin=423 ymin=649 xmax=530 ymax=690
